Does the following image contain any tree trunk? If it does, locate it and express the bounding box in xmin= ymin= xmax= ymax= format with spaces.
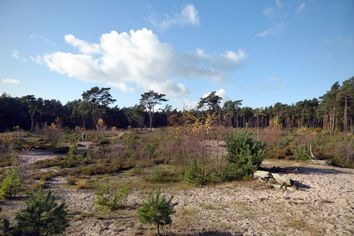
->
xmin=157 ymin=223 xmax=160 ymax=236
xmin=30 ymin=114 xmax=34 ymax=132
xmin=149 ymin=110 xmax=153 ymax=131
xmin=82 ymin=116 xmax=86 ymax=129
xmin=344 ymin=93 xmax=348 ymax=132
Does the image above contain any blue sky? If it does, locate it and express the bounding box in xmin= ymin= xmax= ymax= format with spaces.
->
xmin=0 ymin=0 xmax=353 ymax=109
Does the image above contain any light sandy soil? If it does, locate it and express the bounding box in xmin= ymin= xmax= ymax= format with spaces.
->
xmin=18 ymin=150 xmax=65 ymax=165
xmin=2 ymin=151 xmax=354 ymax=235
xmin=55 ymin=159 xmax=354 ymax=236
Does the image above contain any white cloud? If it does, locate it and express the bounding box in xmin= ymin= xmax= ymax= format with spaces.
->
xmin=196 ymin=48 xmax=207 ymax=58
xmin=2 ymin=78 xmax=21 ymax=85
xmin=215 ymin=88 xmax=226 ymax=98
xmin=30 ymin=55 xmax=44 ymax=64
xmin=224 ymin=50 xmax=246 ymax=62
xmin=258 ymin=0 xmax=287 ymax=38
xmin=149 ymin=4 xmax=200 ymax=29
xmin=256 ymin=23 xmax=284 ymax=38
xmin=181 ymin=4 xmax=199 ymax=25
xmin=29 ymin=34 xmax=56 ymax=46
xmin=296 ymin=3 xmax=306 ymax=13
xmin=64 ymin=34 xmax=101 ymax=54
xmin=11 ymin=50 xmax=28 ymax=62
xmin=201 ymin=88 xmax=227 ymax=107
xmin=256 ymin=29 xmax=272 ymax=38
xmin=39 ymin=28 xmax=246 ymax=97
xmin=203 ymin=88 xmax=226 ymax=99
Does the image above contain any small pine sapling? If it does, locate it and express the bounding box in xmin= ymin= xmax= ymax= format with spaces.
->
xmin=0 ymin=167 xmax=21 ymax=200
xmin=15 ymin=189 xmax=69 ymax=235
xmin=137 ymin=190 xmax=178 ymax=236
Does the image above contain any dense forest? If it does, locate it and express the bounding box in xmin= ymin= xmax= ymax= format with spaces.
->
xmin=0 ymin=77 xmax=353 ymax=133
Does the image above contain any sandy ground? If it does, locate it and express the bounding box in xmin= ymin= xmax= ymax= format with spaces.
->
xmin=18 ymin=150 xmax=65 ymax=165
xmin=52 ymin=160 xmax=354 ymax=236
xmin=2 ymin=150 xmax=354 ymax=235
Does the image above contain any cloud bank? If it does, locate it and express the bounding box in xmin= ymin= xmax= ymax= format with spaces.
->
xmin=40 ymin=28 xmax=246 ymax=96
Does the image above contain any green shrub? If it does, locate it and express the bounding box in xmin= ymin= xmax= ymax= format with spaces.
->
xmin=137 ymin=190 xmax=178 ymax=236
xmin=67 ymin=145 xmax=78 ymax=159
xmin=121 ymin=133 xmax=141 ymax=148
xmin=313 ymin=133 xmax=354 ymax=168
xmin=86 ymin=147 xmax=95 ymax=159
xmin=96 ymin=185 xmax=129 ymax=211
xmin=144 ymin=166 xmax=180 ymax=183
xmin=184 ymin=160 xmax=208 ymax=185
xmin=14 ymin=189 xmax=69 ymax=235
xmin=223 ymin=131 xmax=265 ymax=180
xmin=293 ymin=145 xmax=311 ymax=160
xmin=0 ymin=152 xmax=16 ymax=168
xmin=0 ymin=167 xmax=21 ymax=199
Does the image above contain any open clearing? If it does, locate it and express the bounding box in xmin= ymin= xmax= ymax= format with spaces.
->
xmin=2 ymin=153 xmax=353 ymax=236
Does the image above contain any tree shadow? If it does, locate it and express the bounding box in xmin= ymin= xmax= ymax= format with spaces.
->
xmin=0 ymin=195 xmax=27 ymax=203
xmin=167 ymin=231 xmax=243 ymax=236
xmin=260 ymin=166 xmax=345 ymax=175
xmin=292 ymin=180 xmax=311 ymax=189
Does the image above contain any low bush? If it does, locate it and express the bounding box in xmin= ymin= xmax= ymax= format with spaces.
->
xmin=137 ymin=190 xmax=178 ymax=236
xmin=144 ymin=166 xmax=180 ymax=183
xmin=293 ymin=145 xmax=311 ymax=160
xmin=223 ymin=131 xmax=265 ymax=180
xmin=0 ymin=152 xmax=16 ymax=168
xmin=0 ymin=167 xmax=21 ymax=199
xmin=184 ymin=160 xmax=209 ymax=185
xmin=14 ymin=189 xmax=68 ymax=235
xmin=96 ymin=185 xmax=129 ymax=211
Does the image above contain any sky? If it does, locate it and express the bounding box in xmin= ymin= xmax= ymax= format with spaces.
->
xmin=0 ymin=0 xmax=353 ymax=109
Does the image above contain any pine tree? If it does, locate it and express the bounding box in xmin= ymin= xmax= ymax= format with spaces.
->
xmin=137 ymin=191 xmax=178 ymax=235
xmin=140 ymin=91 xmax=168 ymax=131
xmin=15 ymin=189 xmax=69 ymax=236
xmin=0 ymin=167 xmax=21 ymax=200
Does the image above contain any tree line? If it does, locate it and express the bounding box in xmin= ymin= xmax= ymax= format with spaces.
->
xmin=0 ymin=76 xmax=353 ymax=133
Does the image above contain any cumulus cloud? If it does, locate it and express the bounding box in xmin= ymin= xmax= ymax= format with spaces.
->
xmin=149 ymin=4 xmax=200 ymax=29
xmin=64 ymin=34 xmax=101 ymax=54
xmin=296 ymin=3 xmax=306 ymax=13
xmin=2 ymin=78 xmax=21 ymax=85
xmin=39 ymin=28 xmax=245 ymax=97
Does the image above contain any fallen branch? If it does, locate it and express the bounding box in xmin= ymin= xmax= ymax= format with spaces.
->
xmin=254 ymin=170 xmax=294 ymax=189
